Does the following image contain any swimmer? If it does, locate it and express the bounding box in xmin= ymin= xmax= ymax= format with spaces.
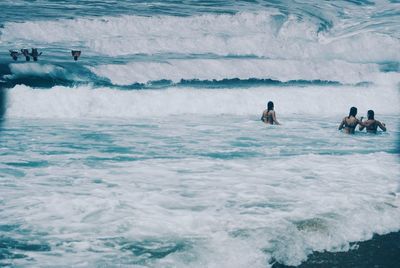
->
xmin=71 ymin=50 xmax=81 ymax=61
xmin=359 ymin=110 xmax=386 ymax=134
xmin=9 ymin=50 xmax=19 ymax=61
xmin=30 ymin=48 xmax=42 ymax=61
xmin=21 ymin=49 xmax=30 ymax=61
xmin=261 ymin=101 xmax=280 ymax=125
xmin=338 ymin=106 xmax=364 ymax=134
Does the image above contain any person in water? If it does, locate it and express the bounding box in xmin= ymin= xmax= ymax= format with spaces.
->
xmin=21 ymin=49 xmax=30 ymax=61
xmin=261 ymin=101 xmax=280 ymax=125
xmin=71 ymin=50 xmax=81 ymax=61
xmin=359 ymin=110 xmax=386 ymax=134
xmin=30 ymin=48 xmax=42 ymax=61
xmin=338 ymin=106 xmax=364 ymax=134
xmin=9 ymin=50 xmax=19 ymax=61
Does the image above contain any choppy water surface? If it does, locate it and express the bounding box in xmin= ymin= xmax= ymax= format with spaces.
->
xmin=0 ymin=0 xmax=399 ymax=267
xmin=1 ymin=115 xmax=399 ymax=267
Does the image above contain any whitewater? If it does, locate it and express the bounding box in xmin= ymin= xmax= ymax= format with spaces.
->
xmin=0 ymin=1 xmax=399 ymax=267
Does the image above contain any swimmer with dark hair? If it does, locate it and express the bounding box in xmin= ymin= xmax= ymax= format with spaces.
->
xmin=21 ymin=49 xmax=30 ymax=61
xmin=261 ymin=101 xmax=280 ymax=125
xmin=71 ymin=50 xmax=81 ymax=61
xmin=9 ymin=50 xmax=20 ymax=61
xmin=359 ymin=110 xmax=386 ymax=134
xmin=338 ymin=106 xmax=364 ymax=134
xmin=30 ymin=48 xmax=42 ymax=61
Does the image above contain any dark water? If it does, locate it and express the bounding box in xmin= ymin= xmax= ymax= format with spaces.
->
xmin=272 ymin=231 xmax=400 ymax=268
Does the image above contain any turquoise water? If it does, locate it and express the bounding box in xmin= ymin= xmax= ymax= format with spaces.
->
xmin=1 ymin=115 xmax=399 ymax=267
xmin=0 ymin=0 xmax=400 ymax=267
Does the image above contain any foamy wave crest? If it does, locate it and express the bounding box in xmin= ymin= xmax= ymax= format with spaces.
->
xmin=6 ymin=63 xmax=69 ymax=80
xmin=1 ymin=12 xmax=399 ymax=62
xmin=90 ymin=59 xmax=380 ymax=85
xmin=5 ymin=84 xmax=399 ymax=119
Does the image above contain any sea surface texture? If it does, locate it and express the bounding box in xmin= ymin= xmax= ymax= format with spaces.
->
xmin=0 ymin=1 xmax=399 ymax=267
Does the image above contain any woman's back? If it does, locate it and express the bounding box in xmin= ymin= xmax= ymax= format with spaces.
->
xmin=339 ymin=116 xmax=360 ymax=134
xmin=365 ymin=119 xmax=378 ymax=133
xmin=262 ymin=110 xmax=275 ymax=124
xmin=261 ymin=101 xmax=280 ymax=125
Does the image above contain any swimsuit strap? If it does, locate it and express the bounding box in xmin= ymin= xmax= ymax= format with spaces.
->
xmin=344 ymin=118 xmax=357 ymax=128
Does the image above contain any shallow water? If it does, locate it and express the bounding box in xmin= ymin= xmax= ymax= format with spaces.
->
xmin=1 ymin=115 xmax=399 ymax=267
xmin=1 ymin=0 xmax=399 ymax=267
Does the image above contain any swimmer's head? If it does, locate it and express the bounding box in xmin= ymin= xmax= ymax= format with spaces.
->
xmin=267 ymin=101 xmax=274 ymax=111
xmin=71 ymin=50 xmax=81 ymax=61
xmin=349 ymin=107 xmax=357 ymax=117
xmin=367 ymin=110 xmax=374 ymax=120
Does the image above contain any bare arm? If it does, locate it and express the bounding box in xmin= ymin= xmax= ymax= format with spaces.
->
xmin=377 ymin=121 xmax=386 ymax=131
xmin=261 ymin=110 xmax=267 ymax=123
xmin=358 ymin=117 xmax=366 ymax=131
xmin=338 ymin=118 xmax=345 ymax=130
xmin=272 ymin=111 xmax=280 ymax=125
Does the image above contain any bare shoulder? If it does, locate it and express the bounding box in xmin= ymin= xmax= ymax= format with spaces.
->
xmin=369 ymin=119 xmax=378 ymax=125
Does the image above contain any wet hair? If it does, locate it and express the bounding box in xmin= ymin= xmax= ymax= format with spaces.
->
xmin=348 ymin=107 xmax=357 ymax=118
xmin=367 ymin=110 xmax=374 ymax=120
xmin=71 ymin=50 xmax=81 ymax=61
xmin=267 ymin=101 xmax=274 ymax=113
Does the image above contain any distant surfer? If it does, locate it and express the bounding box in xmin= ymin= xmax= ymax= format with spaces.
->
xmin=261 ymin=101 xmax=280 ymax=125
xmin=21 ymin=49 xmax=30 ymax=61
xmin=338 ymin=107 xmax=364 ymax=134
xmin=358 ymin=110 xmax=386 ymax=134
xmin=71 ymin=50 xmax=81 ymax=61
xmin=30 ymin=48 xmax=42 ymax=61
xmin=9 ymin=50 xmax=20 ymax=61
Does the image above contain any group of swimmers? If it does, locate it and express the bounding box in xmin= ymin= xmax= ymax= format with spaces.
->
xmin=261 ymin=101 xmax=387 ymax=134
xmin=9 ymin=49 xmax=82 ymax=61
xmin=338 ymin=107 xmax=386 ymax=134
xmin=10 ymin=48 xmax=42 ymax=61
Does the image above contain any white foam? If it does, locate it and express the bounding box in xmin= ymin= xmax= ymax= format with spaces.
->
xmin=1 ymin=12 xmax=399 ymax=63
xmin=5 ymin=84 xmax=399 ymax=118
xmin=7 ymin=63 xmax=69 ymax=79
xmin=90 ymin=59 xmax=380 ymax=85
xmin=2 ymin=147 xmax=399 ymax=267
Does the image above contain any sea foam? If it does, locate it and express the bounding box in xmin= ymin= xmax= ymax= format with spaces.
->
xmin=1 ymin=12 xmax=399 ymax=62
xmin=5 ymin=84 xmax=399 ymax=119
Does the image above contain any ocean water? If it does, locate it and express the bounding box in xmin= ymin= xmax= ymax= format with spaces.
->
xmin=0 ymin=1 xmax=399 ymax=267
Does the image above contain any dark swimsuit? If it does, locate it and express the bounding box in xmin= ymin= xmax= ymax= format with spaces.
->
xmin=344 ymin=118 xmax=358 ymax=133
xmin=262 ymin=111 xmax=274 ymax=124
xmin=366 ymin=120 xmax=378 ymax=133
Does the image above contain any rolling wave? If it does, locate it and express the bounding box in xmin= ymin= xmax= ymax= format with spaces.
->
xmin=0 ymin=1 xmax=399 ymax=120
xmin=2 ymin=59 xmax=398 ymax=89
xmin=1 ymin=11 xmax=398 ymax=62
xmin=4 ymin=84 xmax=398 ymax=118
